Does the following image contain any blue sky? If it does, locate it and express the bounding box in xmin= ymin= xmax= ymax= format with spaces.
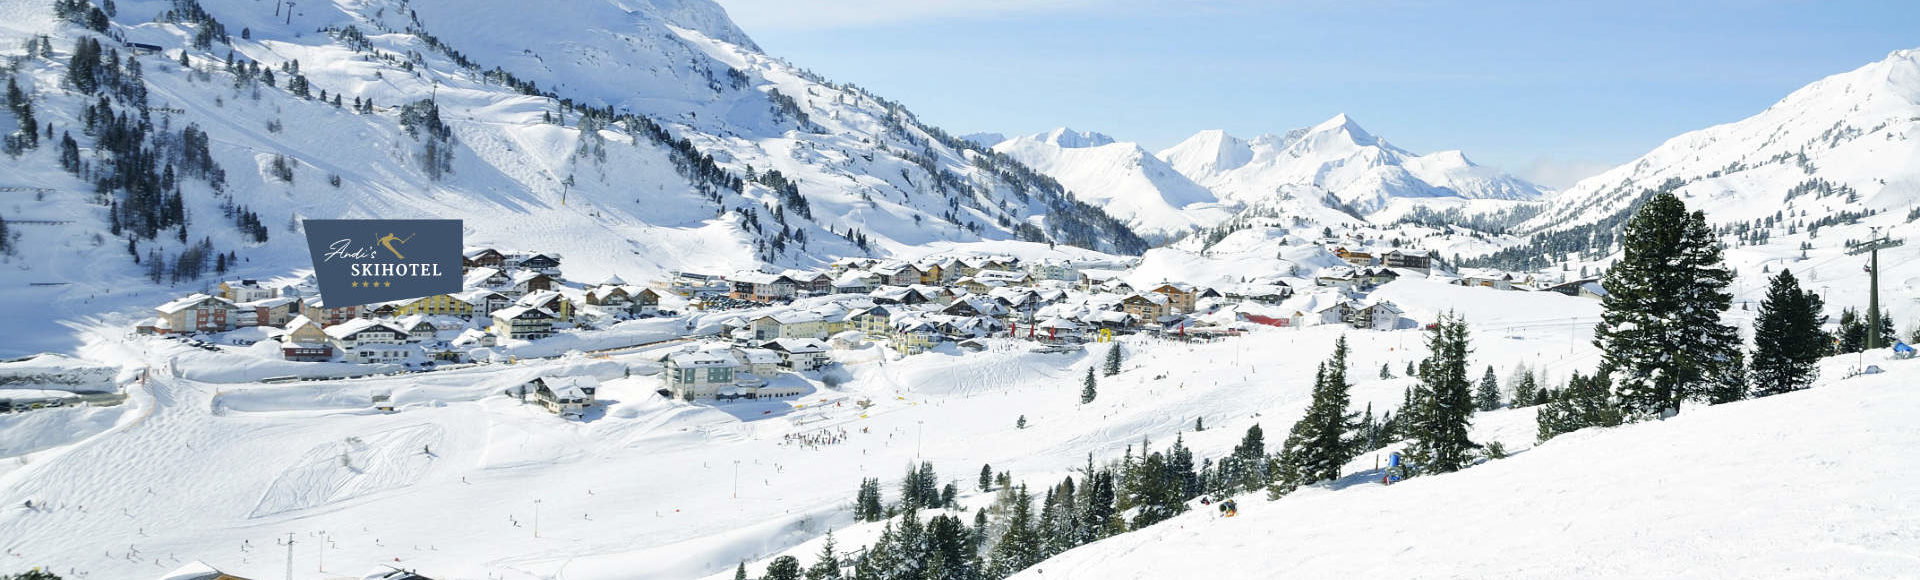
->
xmin=712 ymin=0 xmax=1919 ymax=188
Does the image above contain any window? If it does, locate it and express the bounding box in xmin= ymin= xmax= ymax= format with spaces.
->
xmin=707 ymin=367 xmax=732 ymax=383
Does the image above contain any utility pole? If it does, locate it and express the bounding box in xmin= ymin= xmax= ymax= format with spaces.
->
xmin=533 ymin=499 xmax=543 ymax=538
xmin=283 ymin=1 xmax=294 ymax=25
xmin=733 ymin=460 xmax=741 ymax=499
xmin=283 ymin=533 xmax=295 ymax=580
xmin=1847 ymin=228 xmax=1903 ymax=350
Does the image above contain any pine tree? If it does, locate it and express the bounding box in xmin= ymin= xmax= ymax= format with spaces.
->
xmin=1706 ymin=348 xmax=1749 ymax=404
xmin=1753 ymin=270 xmax=1826 ymax=396
xmin=1405 ymin=312 xmax=1477 ymax=474
xmin=1536 ymin=370 xmax=1621 ymax=442
xmin=987 ymin=485 xmax=1040 ymax=578
xmin=979 ymin=463 xmax=992 ymax=492
xmin=805 ymin=532 xmax=841 ymax=580
xmin=735 ymin=561 xmax=748 ymax=580
xmin=1016 ymin=415 xmax=1026 ymax=429
xmin=859 ymin=522 xmax=902 ymax=580
xmin=1405 ymin=360 xmax=1416 ymax=376
xmin=1221 ymin=424 xmax=1266 ymax=493
xmin=1511 ymin=366 xmax=1537 ymax=408
xmin=1594 ymin=192 xmax=1738 ymax=419
xmin=1275 ymin=337 xmax=1359 ymax=491
xmin=1379 ymin=362 xmax=1393 ymax=379
xmin=5 ymin=76 xmax=37 ymax=149
xmin=1080 ymin=367 xmax=1096 ymax=404
xmin=762 ymin=555 xmax=802 ymax=580
xmin=1103 ymin=343 xmax=1122 ymax=376
xmin=1475 ymin=365 xmax=1501 ymax=412
xmin=1836 ymin=308 xmax=1865 ymax=354
xmin=853 ymin=477 xmax=884 ymax=522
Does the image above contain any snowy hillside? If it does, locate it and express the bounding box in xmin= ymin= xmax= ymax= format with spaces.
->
xmin=1477 ymin=47 xmax=1920 ymax=332
xmin=992 ymin=129 xmax=1235 ymax=240
xmin=1157 ymin=114 xmax=1549 ymax=221
xmin=0 ymin=0 xmax=1144 ymax=355
xmin=1523 ymin=48 xmax=1920 ymax=234
xmin=1013 ymin=360 xmax=1920 ymax=579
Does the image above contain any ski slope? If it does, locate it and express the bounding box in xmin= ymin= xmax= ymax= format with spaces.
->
xmin=1013 ymin=357 xmax=1920 ymax=579
xmin=0 ymin=279 xmax=1615 ymax=579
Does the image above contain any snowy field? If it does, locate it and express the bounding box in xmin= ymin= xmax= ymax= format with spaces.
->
xmin=0 ymin=278 xmax=1622 ymax=580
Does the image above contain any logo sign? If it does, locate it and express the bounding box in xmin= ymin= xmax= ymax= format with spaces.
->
xmin=304 ymin=219 xmax=462 ymax=308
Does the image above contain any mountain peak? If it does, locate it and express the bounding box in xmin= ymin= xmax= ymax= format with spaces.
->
xmin=1159 ymin=129 xmax=1255 ymax=177
xmin=1303 ymin=113 xmax=1379 ymax=147
xmin=1034 ymin=127 xmax=1117 ymax=149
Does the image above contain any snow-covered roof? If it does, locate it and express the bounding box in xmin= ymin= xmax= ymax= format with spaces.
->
xmin=158 ymin=560 xmax=227 ymax=580
xmin=324 ymin=318 xmax=405 ymax=340
xmin=283 ymin=314 xmax=321 ymax=332
xmin=763 ymin=338 xmax=828 ymax=353
xmin=239 ymin=295 xmax=300 ymax=309
xmin=834 ymin=271 xmax=877 ymax=286
xmin=538 ymin=375 xmax=599 ymax=393
xmin=1125 ymin=293 xmax=1170 ymax=305
xmin=492 ymin=305 xmax=554 ymax=320
xmin=667 ymin=346 xmax=739 ymax=367
xmin=517 ymin=290 xmax=565 ymax=307
xmin=729 ymin=271 xmax=790 ymax=285
xmin=758 ymin=310 xmax=824 ymax=325
xmin=464 ymin=267 xmax=504 ymax=288
xmin=736 ymin=347 xmax=783 ymax=365
xmin=156 ymin=293 xmax=235 ymax=314
xmin=454 ymin=288 xmax=505 ymax=303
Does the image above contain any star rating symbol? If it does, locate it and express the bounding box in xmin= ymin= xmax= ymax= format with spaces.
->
xmin=352 ymin=281 xmax=394 ymax=288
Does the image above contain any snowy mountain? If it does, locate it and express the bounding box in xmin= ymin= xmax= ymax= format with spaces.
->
xmin=1470 ymin=48 xmax=1920 ymax=328
xmin=991 ymin=128 xmax=1235 ymax=240
xmin=1159 ymin=115 xmax=1550 ymax=221
xmin=0 ymin=0 xmax=1145 ymax=355
xmin=1521 ymin=48 xmax=1920 ymax=236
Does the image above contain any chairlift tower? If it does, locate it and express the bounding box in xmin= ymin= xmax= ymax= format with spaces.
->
xmin=1847 ymin=228 xmax=1903 ymax=350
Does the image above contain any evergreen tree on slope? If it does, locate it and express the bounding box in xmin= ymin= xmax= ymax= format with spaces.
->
xmin=1593 ymin=192 xmax=1738 ymax=419
xmin=1475 ymin=365 xmax=1501 ymax=412
xmin=1752 ymin=269 xmax=1826 ymax=396
xmin=1405 ymin=312 xmax=1477 ymax=474
xmin=1276 ymin=337 xmax=1360 ymax=491
xmin=1080 ymin=366 xmax=1097 ymax=404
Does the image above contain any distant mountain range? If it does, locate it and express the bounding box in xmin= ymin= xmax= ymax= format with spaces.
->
xmin=987 ymin=114 xmax=1550 ymax=240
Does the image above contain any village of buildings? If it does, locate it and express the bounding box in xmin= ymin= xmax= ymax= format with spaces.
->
xmin=123 ymin=243 xmax=1606 ymax=418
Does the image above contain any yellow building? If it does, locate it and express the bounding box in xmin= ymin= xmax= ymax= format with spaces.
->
xmin=394 ymin=293 xmax=475 ymax=317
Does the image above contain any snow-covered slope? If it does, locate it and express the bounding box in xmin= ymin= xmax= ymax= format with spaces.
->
xmin=1159 ymin=115 xmax=1549 ymax=221
xmin=1479 ymin=47 xmax=1920 ymax=329
xmin=1524 ymin=48 xmax=1920 ymax=234
xmin=992 ymin=128 xmax=1235 ymax=240
xmin=1015 ymin=362 xmax=1920 ymax=579
xmin=0 ymin=0 xmax=1145 ymax=356
xmin=0 ymin=277 xmax=1622 ymax=580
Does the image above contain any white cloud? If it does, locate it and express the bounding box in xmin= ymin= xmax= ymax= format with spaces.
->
xmin=712 ymin=0 xmax=1113 ymax=31
xmin=1514 ymin=157 xmax=1617 ymax=190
